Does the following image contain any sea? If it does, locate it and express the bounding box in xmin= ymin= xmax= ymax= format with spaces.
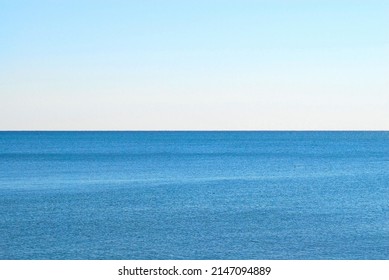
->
xmin=0 ymin=131 xmax=388 ymax=260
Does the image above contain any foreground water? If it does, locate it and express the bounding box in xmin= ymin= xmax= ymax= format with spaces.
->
xmin=0 ymin=132 xmax=388 ymax=259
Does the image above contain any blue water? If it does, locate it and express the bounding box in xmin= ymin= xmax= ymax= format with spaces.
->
xmin=0 ymin=131 xmax=388 ymax=259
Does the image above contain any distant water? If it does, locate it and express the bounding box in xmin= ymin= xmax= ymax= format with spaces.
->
xmin=0 ymin=131 xmax=388 ymax=259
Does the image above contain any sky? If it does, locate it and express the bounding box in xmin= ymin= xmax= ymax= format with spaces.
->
xmin=1 ymin=0 xmax=388 ymax=130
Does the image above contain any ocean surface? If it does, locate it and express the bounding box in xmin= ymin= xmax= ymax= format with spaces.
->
xmin=0 ymin=131 xmax=388 ymax=259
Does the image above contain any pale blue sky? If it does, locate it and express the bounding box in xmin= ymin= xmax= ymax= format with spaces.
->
xmin=1 ymin=0 xmax=388 ymax=130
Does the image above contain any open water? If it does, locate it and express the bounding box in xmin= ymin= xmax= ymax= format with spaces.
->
xmin=0 ymin=131 xmax=388 ymax=259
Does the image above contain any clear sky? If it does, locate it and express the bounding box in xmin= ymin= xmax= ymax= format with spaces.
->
xmin=1 ymin=0 xmax=388 ymax=130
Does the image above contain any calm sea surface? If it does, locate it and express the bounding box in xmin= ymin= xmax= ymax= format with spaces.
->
xmin=0 ymin=132 xmax=388 ymax=259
